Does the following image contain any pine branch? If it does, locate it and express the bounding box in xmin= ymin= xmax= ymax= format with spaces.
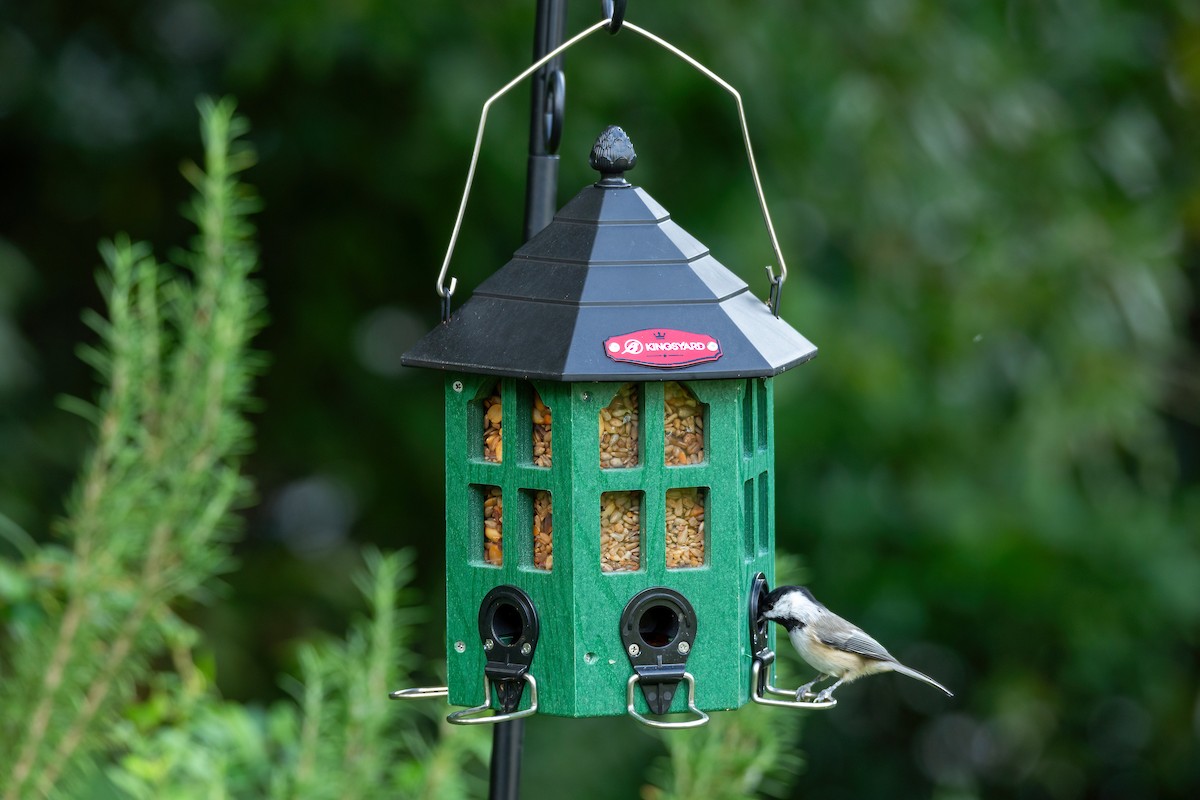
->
xmin=0 ymin=97 xmax=263 ymax=799
xmin=104 ymin=549 xmax=490 ymax=800
xmin=292 ymin=647 xmax=328 ymax=795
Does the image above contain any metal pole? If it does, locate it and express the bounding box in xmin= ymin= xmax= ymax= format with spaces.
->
xmin=523 ymin=0 xmax=567 ymax=241
xmin=490 ymin=3 xmax=566 ymax=799
xmin=488 ymin=718 xmax=525 ymax=800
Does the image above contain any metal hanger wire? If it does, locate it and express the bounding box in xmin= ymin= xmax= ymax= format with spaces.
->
xmin=434 ymin=10 xmax=790 ymax=320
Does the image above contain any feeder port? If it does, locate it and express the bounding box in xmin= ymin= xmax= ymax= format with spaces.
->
xmin=488 ymin=599 xmax=523 ymax=646
xmin=638 ymin=603 xmax=681 ymax=649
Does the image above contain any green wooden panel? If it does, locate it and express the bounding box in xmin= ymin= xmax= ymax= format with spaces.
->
xmin=443 ymin=374 xmax=779 ymax=718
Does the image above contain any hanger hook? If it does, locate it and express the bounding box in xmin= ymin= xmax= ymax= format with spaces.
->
xmin=434 ymin=12 xmax=792 ymax=323
xmin=601 ymin=0 xmax=626 ymax=34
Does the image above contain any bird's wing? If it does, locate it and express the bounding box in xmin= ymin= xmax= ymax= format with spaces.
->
xmin=820 ymin=626 xmax=895 ymax=663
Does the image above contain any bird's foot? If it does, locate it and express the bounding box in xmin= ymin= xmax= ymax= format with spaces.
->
xmin=794 ymin=682 xmax=819 ymax=701
xmin=814 ymin=687 xmax=837 ymax=704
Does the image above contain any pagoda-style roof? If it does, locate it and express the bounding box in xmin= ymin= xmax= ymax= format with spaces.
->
xmin=402 ymin=126 xmax=816 ymax=381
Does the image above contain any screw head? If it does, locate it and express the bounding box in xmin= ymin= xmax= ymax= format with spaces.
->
xmin=627 ymin=643 xmax=641 ymax=657
xmin=581 ymin=391 xmax=590 ymax=401
xmin=452 ymin=380 xmax=464 ymax=393
xmin=484 ymin=638 xmax=495 ymax=651
xmin=677 ymin=641 xmax=691 ymax=655
xmin=520 ymin=642 xmax=532 ymax=656
xmin=454 ymin=641 xmax=466 ymax=653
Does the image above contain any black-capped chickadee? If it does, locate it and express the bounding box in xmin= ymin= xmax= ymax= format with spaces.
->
xmin=760 ymin=585 xmax=953 ymax=702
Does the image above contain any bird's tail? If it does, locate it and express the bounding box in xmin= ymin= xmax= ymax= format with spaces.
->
xmin=891 ymin=662 xmax=953 ymax=697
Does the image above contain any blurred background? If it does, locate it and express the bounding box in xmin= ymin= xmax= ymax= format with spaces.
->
xmin=2 ymin=1 xmax=1199 ymax=797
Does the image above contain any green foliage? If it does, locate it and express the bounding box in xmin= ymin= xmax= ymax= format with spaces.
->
xmin=762 ymin=3 xmax=1200 ymax=796
xmin=105 ymin=549 xmax=491 ymax=800
xmin=0 ymin=97 xmax=265 ymax=798
xmin=642 ymin=704 xmax=804 ymax=800
xmin=0 ymin=97 xmax=496 ymax=800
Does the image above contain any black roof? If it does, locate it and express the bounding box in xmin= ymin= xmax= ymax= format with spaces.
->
xmin=402 ymin=127 xmax=816 ymax=381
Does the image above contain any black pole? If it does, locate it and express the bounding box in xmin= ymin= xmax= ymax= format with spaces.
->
xmin=489 ymin=3 xmax=567 ymax=800
xmin=489 ymin=718 xmax=524 ymax=800
xmin=523 ymin=0 xmax=567 ymax=242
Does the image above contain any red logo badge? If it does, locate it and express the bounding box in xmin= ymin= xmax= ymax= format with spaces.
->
xmin=603 ymin=329 xmax=722 ymax=369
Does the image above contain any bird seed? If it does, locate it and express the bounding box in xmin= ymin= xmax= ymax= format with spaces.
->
xmin=664 ymin=381 xmax=704 ymax=466
xmin=533 ymin=490 xmax=553 ymax=571
xmin=600 ymin=384 xmax=639 ymax=470
xmin=482 ymin=486 xmax=503 ymax=565
xmin=532 ymin=391 xmax=552 ymax=467
xmin=665 ymin=487 xmax=706 ymax=569
xmin=600 ymin=491 xmax=642 ymax=572
xmin=482 ymin=386 xmax=502 ymax=463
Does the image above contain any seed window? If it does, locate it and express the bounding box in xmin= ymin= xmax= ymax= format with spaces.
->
xmin=664 ymin=381 xmax=705 ymax=466
xmin=482 ymin=485 xmax=503 ymax=565
xmin=665 ymin=487 xmax=706 ymax=569
xmin=532 ymin=390 xmax=552 ymax=467
xmin=742 ymin=379 xmax=754 ymax=457
xmin=743 ymin=479 xmax=755 ymax=559
xmin=532 ymin=490 xmax=553 ymax=571
xmin=599 ymin=384 xmax=639 ymax=469
xmin=757 ymin=472 xmax=769 ymax=553
xmin=482 ymin=384 xmax=502 ymax=463
xmin=757 ymin=378 xmax=768 ymax=451
xmin=601 ymin=490 xmax=642 ymax=572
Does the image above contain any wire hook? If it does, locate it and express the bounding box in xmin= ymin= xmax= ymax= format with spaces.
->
xmin=389 ymin=686 xmax=449 ymax=700
xmin=750 ymin=657 xmax=837 ymax=710
xmin=626 ymin=672 xmax=709 ymax=729
xmin=446 ymin=673 xmax=540 ymax=725
xmin=439 ymin=278 xmax=456 ymax=323
xmin=765 ymin=265 xmax=783 ymax=318
xmin=433 ymin=14 xmax=791 ymax=323
xmin=601 ymin=0 xmax=627 ymax=34
xmin=543 ymin=68 xmax=566 ymax=153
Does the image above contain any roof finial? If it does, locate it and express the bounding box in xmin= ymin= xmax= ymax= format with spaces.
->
xmin=590 ymin=125 xmax=637 ymax=186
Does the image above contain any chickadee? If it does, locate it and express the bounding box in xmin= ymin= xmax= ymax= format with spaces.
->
xmin=760 ymin=585 xmax=953 ymax=703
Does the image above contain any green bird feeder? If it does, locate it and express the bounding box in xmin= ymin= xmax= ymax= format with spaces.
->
xmin=400 ymin=124 xmax=820 ymax=727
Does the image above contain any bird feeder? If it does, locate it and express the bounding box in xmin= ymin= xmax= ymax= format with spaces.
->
xmin=401 ymin=124 xmax=817 ymax=725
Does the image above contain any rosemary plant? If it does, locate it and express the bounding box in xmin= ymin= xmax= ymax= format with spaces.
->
xmin=0 ymin=97 xmax=265 ymax=797
xmin=106 ymin=548 xmax=491 ymax=800
xmin=0 ymin=96 xmax=494 ymax=800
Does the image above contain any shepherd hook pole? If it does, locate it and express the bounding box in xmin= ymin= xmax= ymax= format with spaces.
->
xmin=489 ymin=2 xmax=568 ymax=798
